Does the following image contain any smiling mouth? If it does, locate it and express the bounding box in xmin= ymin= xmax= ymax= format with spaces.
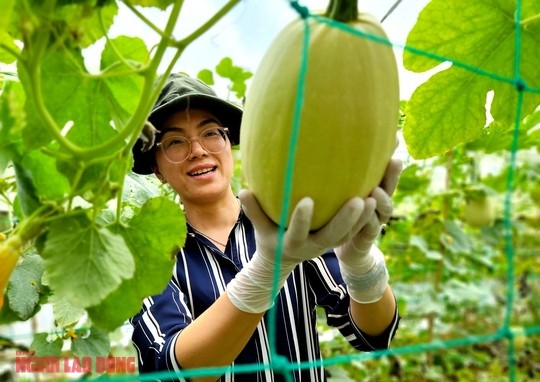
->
xmin=188 ymin=166 xmax=216 ymax=177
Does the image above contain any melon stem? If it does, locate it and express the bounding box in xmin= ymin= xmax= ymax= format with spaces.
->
xmin=325 ymin=0 xmax=358 ymax=23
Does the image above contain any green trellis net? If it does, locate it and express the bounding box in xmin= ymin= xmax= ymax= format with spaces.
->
xmin=2 ymin=0 xmax=540 ymax=381
xmin=110 ymin=0 xmax=540 ymax=380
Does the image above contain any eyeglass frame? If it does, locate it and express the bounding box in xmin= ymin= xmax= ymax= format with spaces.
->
xmin=155 ymin=126 xmax=230 ymax=164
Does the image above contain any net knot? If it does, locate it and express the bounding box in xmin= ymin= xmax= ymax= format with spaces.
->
xmin=514 ymin=78 xmax=526 ymax=92
xmin=271 ymin=354 xmax=290 ymax=372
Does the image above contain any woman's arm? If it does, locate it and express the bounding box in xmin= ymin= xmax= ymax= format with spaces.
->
xmin=349 ymin=285 xmax=396 ymax=336
xmin=175 ymin=294 xmax=264 ymax=382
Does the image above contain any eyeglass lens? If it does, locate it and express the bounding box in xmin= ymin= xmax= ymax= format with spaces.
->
xmin=160 ymin=127 xmax=228 ymax=163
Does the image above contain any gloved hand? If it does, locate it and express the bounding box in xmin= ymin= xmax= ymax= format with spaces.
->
xmin=335 ymin=158 xmax=403 ymax=304
xmin=227 ymin=191 xmax=372 ymax=313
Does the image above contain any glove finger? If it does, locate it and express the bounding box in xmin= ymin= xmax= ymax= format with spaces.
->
xmin=350 ymin=197 xmax=376 ymax=234
xmin=352 ymin=215 xmax=381 ymax=252
xmin=380 ymin=158 xmax=403 ymax=197
xmin=285 ymin=197 xmax=314 ymax=248
xmin=313 ymin=197 xmax=364 ymax=248
xmin=238 ymin=189 xmax=276 ymax=235
xmin=371 ymin=187 xmax=393 ymax=225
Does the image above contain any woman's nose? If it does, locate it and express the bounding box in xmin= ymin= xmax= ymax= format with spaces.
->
xmin=189 ymin=138 xmax=207 ymax=158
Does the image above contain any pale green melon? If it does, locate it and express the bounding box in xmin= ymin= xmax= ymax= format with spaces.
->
xmin=240 ymin=12 xmax=399 ymax=230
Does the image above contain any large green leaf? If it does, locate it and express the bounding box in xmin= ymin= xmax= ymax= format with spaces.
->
xmin=71 ymin=326 xmax=110 ymax=359
xmin=57 ymin=153 xmax=130 ymax=207
xmin=42 ymin=211 xmax=135 ymax=307
xmin=7 ymin=255 xmax=43 ymax=320
xmin=51 ymin=1 xmax=118 ymax=48
xmin=465 ymin=110 xmax=539 ymax=153
xmin=20 ymin=49 xmax=118 ymax=151
xmin=13 ymin=162 xmax=41 ymax=218
xmin=30 ymin=332 xmax=63 ymax=357
xmin=403 ymin=0 xmax=540 ymax=158
xmin=50 ymin=295 xmax=86 ymax=327
xmin=87 ymin=196 xmax=185 ymax=330
xmin=20 ymin=150 xmax=71 ymax=202
xmin=121 ymin=173 xmax=163 ymax=209
xmin=0 ymin=295 xmax=22 ymax=324
xmin=101 ymin=36 xmax=148 ymax=118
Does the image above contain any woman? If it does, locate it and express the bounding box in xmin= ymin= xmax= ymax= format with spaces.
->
xmin=130 ymin=73 xmax=402 ymax=382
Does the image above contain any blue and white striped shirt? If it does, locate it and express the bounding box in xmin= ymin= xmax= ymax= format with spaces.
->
xmin=130 ymin=210 xmax=400 ymax=381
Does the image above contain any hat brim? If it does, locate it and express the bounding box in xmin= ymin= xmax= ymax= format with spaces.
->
xmin=132 ymin=94 xmax=242 ymax=175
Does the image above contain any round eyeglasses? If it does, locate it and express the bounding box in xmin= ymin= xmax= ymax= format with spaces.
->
xmin=156 ymin=127 xmax=230 ymax=164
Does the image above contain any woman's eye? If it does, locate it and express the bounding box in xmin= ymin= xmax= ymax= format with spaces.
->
xmin=167 ymin=137 xmax=187 ymax=147
xmin=203 ymin=130 xmax=218 ymax=137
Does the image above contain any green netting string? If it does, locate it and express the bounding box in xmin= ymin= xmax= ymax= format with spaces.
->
xmin=3 ymin=0 xmax=539 ymax=381
xmin=267 ymin=11 xmax=312 ymax=373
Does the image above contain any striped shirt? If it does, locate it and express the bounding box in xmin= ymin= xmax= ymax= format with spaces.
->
xmin=130 ymin=210 xmax=400 ymax=381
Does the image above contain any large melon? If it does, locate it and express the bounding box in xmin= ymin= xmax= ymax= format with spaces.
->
xmin=240 ymin=2 xmax=400 ymax=230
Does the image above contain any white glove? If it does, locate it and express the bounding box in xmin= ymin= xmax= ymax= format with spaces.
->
xmin=227 ymin=191 xmax=370 ymax=313
xmin=336 ymin=158 xmax=403 ymax=304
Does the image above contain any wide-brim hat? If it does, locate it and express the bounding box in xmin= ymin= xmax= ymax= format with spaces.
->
xmin=132 ymin=74 xmax=243 ymax=175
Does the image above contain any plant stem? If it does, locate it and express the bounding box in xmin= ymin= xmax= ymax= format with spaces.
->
xmin=22 ymin=16 xmax=86 ymax=156
xmin=23 ymin=0 xmax=240 ymax=163
xmin=123 ymin=0 xmax=169 ymax=39
xmin=14 ymin=204 xmax=56 ymax=243
xmin=325 ymin=0 xmax=358 ymax=23
xmin=176 ymin=0 xmax=241 ymax=48
xmin=99 ymin=8 xmax=138 ymax=71
xmin=27 ymin=63 xmax=83 ymax=155
xmin=67 ymin=167 xmax=85 ymax=211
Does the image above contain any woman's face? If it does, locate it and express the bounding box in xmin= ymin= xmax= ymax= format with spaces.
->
xmin=152 ymin=108 xmax=234 ymax=205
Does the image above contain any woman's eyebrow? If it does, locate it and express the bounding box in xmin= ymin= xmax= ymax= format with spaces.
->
xmin=197 ymin=118 xmax=222 ymax=128
xmin=161 ymin=117 xmax=222 ymax=136
xmin=161 ymin=126 xmax=186 ymax=135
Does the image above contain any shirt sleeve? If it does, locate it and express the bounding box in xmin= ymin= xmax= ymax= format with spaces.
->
xmin=304 ymin=251 xmax=400 ymax=351
xmin=129 ymin=266 xmax=192 ymax=381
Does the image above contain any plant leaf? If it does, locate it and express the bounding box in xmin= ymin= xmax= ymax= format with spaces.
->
xmin=6 ymin=255 xmax=43 ymax=320
xmin=20 ymin=150 xmax=71 ymax=201
xmin=42 ymin=211 xmax=135 ymax=308
xmin=30 ymin=332 xmax=63 ymax=357
xmin=440 ymin=221 xmax=473 ymax=255
xmin=101 ymin=36 xmax=147 ymax=117
xmin=0 ymin=80 xmax=25 ymax=173
xmin=403 ymin=0 xmax=540 ymax=158
xmin=87 ymin=196 xmax=185 ymax=330
xmin=13 ymin=162 xmax=41 ymax=218
xmin=71 ymin=326 xmax=110 ymax=359
xmin=0 ymin=31 xmax=19 ymax=65
xmin=215 ymin=57 xmax=252 ymax=99
xmin=197 ymin=69 xmax=215 ymax=85
xmin=20 ymin=49 xmax=118 ymax=150
xmin=50 ymin=295 xmax=86 ymax=327
xmin=403 ymin=68 xmax=490 ymax=158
